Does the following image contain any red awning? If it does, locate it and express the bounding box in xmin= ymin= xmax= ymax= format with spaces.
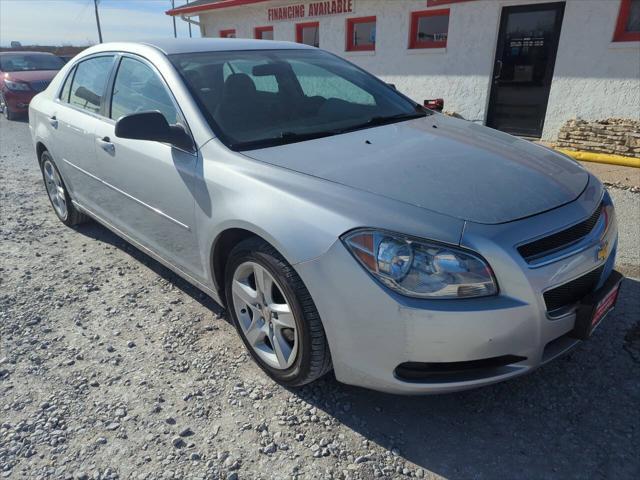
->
xmin=166 ymin=0 xmax=271 ymax=17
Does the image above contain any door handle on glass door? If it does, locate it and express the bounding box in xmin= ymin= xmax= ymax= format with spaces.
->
xmin=97 ymin=136 xmax=115 ymax=154
xmin=494 ymin=60 xmax=503 ymax=82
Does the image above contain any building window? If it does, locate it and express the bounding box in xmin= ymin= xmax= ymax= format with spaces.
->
xmin=220 ymin=29 xmax=236 ymax=38
xmin=409 ymin=9 xmax=450 ymax=49
xmin=254 ymin=26 xmax=274 ymax=40
xmin=614 ymin=0 xmax=640 ymax=42
xmin=296 ymin=22 xmax=320 ymax=47
xmin=346 ymin=16 xmax=376 ymax=52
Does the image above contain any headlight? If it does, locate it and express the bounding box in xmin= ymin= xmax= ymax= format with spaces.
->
xmin=4 ymin=80 xmax=31 ymax=92
xmin=342 ymin=229 xmax=498 ymax=299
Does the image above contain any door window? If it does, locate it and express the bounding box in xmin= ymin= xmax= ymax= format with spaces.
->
xmin=110 ymin=57 xmax=178 ymax=124
xmin=59 ymin=66 xmax=75 ymax=102
xmin=69 ymin=56 xmax=114 ymax=114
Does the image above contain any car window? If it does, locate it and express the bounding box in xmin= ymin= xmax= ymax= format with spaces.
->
xmin=0 ymin=54 xmax=64 ymax=72
xmin=171 ymin=49 xmax=424 ymax=150
xmin=110 ymin=57 xmax=178 ymax=124
xmin=223 ymin=60 xmax=279 ymax=93
xmin=59 ymin=66 xmax=75 ymax=103
xmin=69 ymin=56 xmax=114 ymax=114
xmin=289 ymin=60 xmax=374 ymax=106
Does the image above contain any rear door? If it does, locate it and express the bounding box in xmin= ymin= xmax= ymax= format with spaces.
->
xmin=92 ymin=54 xmax=202 ymax=276
xmin=53 ymin=55 xmax=116 ymax=205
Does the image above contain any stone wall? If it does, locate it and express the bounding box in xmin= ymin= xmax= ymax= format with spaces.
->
xmin=556 ymin=119 xmax=640 ymax=158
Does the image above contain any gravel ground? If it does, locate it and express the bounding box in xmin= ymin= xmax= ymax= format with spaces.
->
xmin=1 ymin=115 xmax=639 ymax=480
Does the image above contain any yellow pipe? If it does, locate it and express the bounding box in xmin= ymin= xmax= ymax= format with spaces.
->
xmin=557 ymin=149 xmax=640 ymax=169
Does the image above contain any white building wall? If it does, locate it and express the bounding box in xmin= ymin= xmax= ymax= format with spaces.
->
xmin=196 ymin=0 xmax=640 ymax=140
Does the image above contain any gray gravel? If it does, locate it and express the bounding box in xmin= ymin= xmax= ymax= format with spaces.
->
xmin=1 ymin=115 xmax=639 ymax=480
xmin=609 ymin=188 xmax=640 ymax=278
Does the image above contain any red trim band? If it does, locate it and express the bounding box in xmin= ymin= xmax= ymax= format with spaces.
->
xmin=426 ymin=0 xmax=475 ymax=6
xmin=167 ymin=0 xmax=270 ymax=17
xmin=613 ymin=0 xmax=640 ymax=42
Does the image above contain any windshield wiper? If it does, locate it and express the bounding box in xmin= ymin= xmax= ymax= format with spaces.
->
xmin=335 ymin=111 xmax=428 ymax=135
xmin=230 ymin=129 xmax=341 ymax=151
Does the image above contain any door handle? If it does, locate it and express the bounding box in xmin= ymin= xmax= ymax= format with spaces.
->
xmin=494 ymin=60 xmax=503 ymax=82
xmin=48 ymin=115 xmax=58 ymax=128
xmin=97 ymin=136 xmax=115 ymax=154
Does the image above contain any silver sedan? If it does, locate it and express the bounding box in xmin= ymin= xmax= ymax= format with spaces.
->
xmin=29 ymin=39 xmax=621 ymax=394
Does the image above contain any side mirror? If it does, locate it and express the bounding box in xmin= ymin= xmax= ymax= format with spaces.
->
xmin=115 ymin=111 xmax=193 ymax=151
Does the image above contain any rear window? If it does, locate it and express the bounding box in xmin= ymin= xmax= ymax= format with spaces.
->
xmin=0 ymin=54 xmax=64 ymax=72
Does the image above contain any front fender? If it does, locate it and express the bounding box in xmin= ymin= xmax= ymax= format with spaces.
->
xmin=195 ymin=140 xmax=464 ymax=288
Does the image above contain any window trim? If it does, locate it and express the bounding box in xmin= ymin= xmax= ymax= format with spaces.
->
xmin=220 ymin=29 xmax=236 ymax=38
xmin=295 ymin=21 xmax=320 ymax=46
xmin=346 ymin=16 xmax=377 ymax=52
xmin=409 ymin=9 xmax=450 ymax=49
xmin=254 ymin=25 xmax=273 ymax=40
xmin=58 ymin=65 xmax=77 ymax=102
xmin=61 ymin=54 xmax=117 ymax=118
xmin=106 ymin=53 xmax=196 ymax=153
xmin=613 ymin=0 xmax=640 ymax=42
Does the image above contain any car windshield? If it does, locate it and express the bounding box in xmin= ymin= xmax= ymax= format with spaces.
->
xmin=170 ymin=49 xmax=429 ymax=150
xmin=0 ymin=54 xmax=65 ymax=72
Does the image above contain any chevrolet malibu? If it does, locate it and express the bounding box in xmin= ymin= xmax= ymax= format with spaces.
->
xmin=29 ymin=39 xmax=622 ymax=394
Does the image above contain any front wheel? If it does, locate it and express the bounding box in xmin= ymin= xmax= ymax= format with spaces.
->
xmin=225 ymin=238 xmax=332 ymax=387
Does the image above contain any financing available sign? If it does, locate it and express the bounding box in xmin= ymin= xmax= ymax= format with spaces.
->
xmin=267 ymin=0 xmax=355 ymax=21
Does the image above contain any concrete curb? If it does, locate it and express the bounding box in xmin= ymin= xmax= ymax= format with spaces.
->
xmin=557 ymin=149 xmax=640 ymax=169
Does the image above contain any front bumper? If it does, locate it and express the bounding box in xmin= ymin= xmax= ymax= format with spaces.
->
xmin=295 ymin=187 xmax=618 ymax=394
xmin=2 ymin=88 xmax=35 ymax=113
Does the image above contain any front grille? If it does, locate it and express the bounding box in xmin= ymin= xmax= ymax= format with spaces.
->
xmin=518 ymin=203 xmax=603 ymax=261
xmin=395 ymin=355 xmax=527 ymax=383
xmin=30 ymin=80 xmax=50 ymax=93
xmin=543 ymin=265 xmax=604 ymax=313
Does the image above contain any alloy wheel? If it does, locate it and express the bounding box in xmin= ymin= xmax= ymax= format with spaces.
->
xmin=231 ymin=261 xmax=299 ymax=370
xmin=43 ymin=159 xmax=68 ymax=220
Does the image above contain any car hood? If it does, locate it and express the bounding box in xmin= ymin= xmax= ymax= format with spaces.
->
xmin=3 ymin=70 xmax=59 ymax=82
xmin=242 ymin=114 xmax=589 ymax=224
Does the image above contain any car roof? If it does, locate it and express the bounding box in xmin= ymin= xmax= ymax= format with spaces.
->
xmin=139 ymin=38 xmax=314 ymax=55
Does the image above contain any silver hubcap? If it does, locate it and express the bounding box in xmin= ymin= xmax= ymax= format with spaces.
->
xmin=232 ymin=261 xmax=299 ymax=370
xmin=43 ymin=159 xmax=68 ymax=220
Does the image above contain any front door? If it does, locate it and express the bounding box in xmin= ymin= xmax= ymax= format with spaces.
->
xmin=486 ymin=2 xmax=565 ymax=137
xmin=92 ymin=55 xmax=204 ymax=278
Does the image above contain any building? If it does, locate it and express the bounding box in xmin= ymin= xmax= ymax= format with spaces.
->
xmin=167 ymin=0 xmax=640 ymax=141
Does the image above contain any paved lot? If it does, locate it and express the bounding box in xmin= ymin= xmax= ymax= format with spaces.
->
xmin=1 ymin=115 xmax=639 ymax=480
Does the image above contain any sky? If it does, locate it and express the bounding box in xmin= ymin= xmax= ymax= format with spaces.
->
xmin=0 ymin=0 xmax=200 ymax=46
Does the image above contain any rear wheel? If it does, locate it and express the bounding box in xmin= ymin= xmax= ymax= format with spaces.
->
xmin=225 ymin=238 xmax=332 ymax=387
xmin=40 ymin=150 xmax=89 ymax=226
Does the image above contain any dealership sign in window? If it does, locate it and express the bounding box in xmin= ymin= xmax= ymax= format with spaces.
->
xmin=268 ymin=0 xmax=354 ymax=21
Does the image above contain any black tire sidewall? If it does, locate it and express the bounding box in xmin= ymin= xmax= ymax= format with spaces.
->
xmin=225 ymin=244 xmax=315 ymax=386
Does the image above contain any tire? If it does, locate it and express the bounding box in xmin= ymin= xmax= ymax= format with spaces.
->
xmin=40 ymin=150 xmax=89 ymax=227
xmin=225 ymin=237 xmax=332 ymax=387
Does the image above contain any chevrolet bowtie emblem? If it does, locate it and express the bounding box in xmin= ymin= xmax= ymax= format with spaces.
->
xmin=597 ymin=240 xmax=609 ymax=262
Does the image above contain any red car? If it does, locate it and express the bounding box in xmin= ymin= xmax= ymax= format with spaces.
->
xmin=0 ymin=51 xmax=65 ymax=120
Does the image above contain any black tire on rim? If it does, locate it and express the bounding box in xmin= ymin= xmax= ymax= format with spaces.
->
xmin=225 ymin=237 xmax=332 ymax=387
xmin=39 ymin=150 xmax=89 ymax=227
